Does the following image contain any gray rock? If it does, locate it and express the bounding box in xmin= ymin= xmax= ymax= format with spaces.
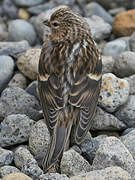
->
xmin=109 ymin=7 xmax=126 ymax=16
xmin=17 ymin=48 xmax=41 ymax=80
xmin=92 ymin=136 xmax=135 ymax=179
xmin=39 ymin=173 xmax=69 ymax=180
xmin=86 ymin=2 xmax=113 ymax=24
xmin=122 ymin=128 xmax=135 ymax=136
xmin=0 ymin=165 xmax=20 ymax=178
xmin=99 ymin=73 xmax=130 ymax=113
xmin=129 ymin=31 xmax=135 ymax=52
xmin=0 ymin=55 xmax=15 ymax=93
xmin=125 ymin=74 xmax=135 ymax=95
xmin=85 ymin=15 xmax=112 ymax=42
xmin=28 ymin=2 xmax=55 ymax=15
xmin=80 ymin=138 xmax=99 ymax=164
xmin=29 ymin=120 xmax=50 ymax=166
xmin=70 ymin=166 xmax=131 ymax=180
xmin=121 ymin=129 xmax=135 ymax=160
xmin=61 ymin=149 xmax=91 ymax=177
xmin=0 ymin=114 xmax=35 ymax=147
xmin=115 ymin=95 xmax=135 ymax=127
xmin=13 ymin=0 xmax=44 ymax=7
xmin=102 ymin=56 xmax=114 ymax=74
xmin=2 ymin=0 xmax=18 ymax=19
xmin=26 ymin=80 xmax=38 ymax=99
xmin=0 ymin=40 xmax=30 ymax=56
xmin=0 ymin=87 xmax=41 ymax=121
xmin=92 ymin=107 xmax=126 ymax=131
xmin=103 ymin=37 xmax=130 ymax=58
xmin=14 ymin=146 xmax=43 ymax=179
xmin=8 ymin=72 xmax=27 ymax=89
xmin=113 ymin=51 xmax=135 ymax=78
xmin=0 ymin=148 xmax=14 ymax=167
xmin=8 ymin=19 xmax=36 ymax=46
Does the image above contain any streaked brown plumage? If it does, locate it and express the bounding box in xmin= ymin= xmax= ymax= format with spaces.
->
xmin=38 ymin=6 xmax=102 ymax=172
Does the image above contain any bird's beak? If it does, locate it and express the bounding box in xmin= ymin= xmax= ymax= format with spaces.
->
xmin=42 ymin=20 xmax=50 ymax=27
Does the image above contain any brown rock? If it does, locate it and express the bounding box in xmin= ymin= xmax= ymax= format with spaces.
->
xmin=18 ymin=8 xmax=30 ymax=20
xmin=17 ymin=48 xmax=41 ymax=80
xmin=2 ymin=173 xmax=32 ymax=180
xmin=113 ymin=10 xmax=135 ymax=37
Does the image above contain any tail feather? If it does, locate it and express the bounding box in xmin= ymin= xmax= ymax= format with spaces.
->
xmin=42 ymin=125 xmax=67 ymax=172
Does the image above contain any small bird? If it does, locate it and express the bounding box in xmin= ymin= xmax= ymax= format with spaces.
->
xmin=38 ymin=6 xmax=102 ymax=172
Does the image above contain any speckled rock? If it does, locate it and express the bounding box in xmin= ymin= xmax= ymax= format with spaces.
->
xmin=2 ymin=173 xmax=32 ymax=180
xmin=0 ymin=55 xmax=15 ymax=93
xmin=85 ymin=2 xmax=113 ymax=24
xmin=0 ymin=87 xmax=41 ymax=121
xmin=17 ymin=48 xmax=41 ymax=80
xmin=115 ymin=95 xmax=135 ymax=127
xmin=92 ymin=107 xmax=126 ymax=130
xmin=113 ymin=10 xmax=135 ymax=37
xmin=0 ymin=114 xmax=35 ymax=147
xmin=39 ymin=173 xmax=69 ymax=180
xmin=102 ymin=56 xmax=114 ymax=74
xmin=85 ymin=15 xmax=112 ymax=41
xmin=8 ymin=72 xmax=27 ymax=89
xmin=26 ymin=80 xmax=39 ymax=99
xmin=99 ymin=73 xmax=130 ymax=113
xmin=14 ymin=146 xmax=43 ymax=179
xmin=0 ymin=166 xmax=20 ymax=178
xmin=0 ymin=40 xmax=30 ymax=56
xmin=29 ymin=120 xmax=50 ymax=165
xmin=70 ymin=166 xmax=131 ymax=180
xmin=8 ymin=19 xmax=36 ymax=46
xmin=92 ymin=137 xmax=135 ymax=179
xmin=113 ymin=51 xmax=135 ymax=78
xmin=125 ymin=74 xmax=135 ymax=95
xmin=61 ymin=149 xmax=91 ymax=177
xmin=0 ymin=148 xmax=14 ymax=167
xmin=121 ymin=129 xmax=135 ymax=160
xmin=103 ymin=37 xmax=130 ymax=58
xmin=13 ymin=0 xmax=44 ymax=7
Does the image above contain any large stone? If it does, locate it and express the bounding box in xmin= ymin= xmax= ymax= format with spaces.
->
xmin=2 ymin=173 xmax=32 ymax=180
xmin=99 ymin=73 xmax=130 ymax=113
xmin=61 ymin=149 xmax=91 ymax=177
xmin=70 ymin=166 xmax=131 ymax=180
xmin=85 ymin=15 xmax=112 ymax=41
xmin=0 ymin=55 xmax=15 ymax=93
xmin=85 ymin=2 xmax=113 ymax=24
xmin=17 ymin=48 xmax=41 ymax=80
xmin=39 ymin=173 xmax=69 ymax=180
xmin=115 ymin=95 xmax=135 ymax=128
xmin=121 ymin=129 xmax=135 ymax=160
xmin=29 ymin=120 xmax=50 ymax=166
xmin=0 ymin=148 xmax=14 ymax=167
xmin=92 ymin=137 xmax=135 ymax=179
xmin=0 ymin=114 xmax=35 ymax=147
xmin=113 ymin=10 xmax=135 ymax=37
xmin=0 ymin=166 xmax=20 ymax=178
xmin=0 ymin=87 xmax=41 ymax=121
xmin=125 ymin=74 xmax=135 ymax=95
xmin=8 ymin=19 xmax=36 ymax=46
xmin=14 ymin=146 xmax=43 ymax=179
xmin=0 ymin=41 xmax=30 ymax=56
xmin=13 ymin=0 xmax=44 ymax=7
xmin=103 ymin=37 xmax=130 ymax=58
xmin=92 ymin=107 xmax=126 ymax=131
xmin=113 ymin=51 xmax=135 ymax=78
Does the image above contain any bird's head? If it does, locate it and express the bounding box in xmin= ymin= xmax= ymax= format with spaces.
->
xmin=43 ymin=6 xmax=90 ymax=40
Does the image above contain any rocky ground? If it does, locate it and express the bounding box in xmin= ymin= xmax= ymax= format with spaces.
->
xmin=0 ymin=0 xmax=135 ymax=180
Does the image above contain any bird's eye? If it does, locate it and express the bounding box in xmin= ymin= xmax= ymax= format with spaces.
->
xmin=52 ymin=22 xmax=59 ymax=28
